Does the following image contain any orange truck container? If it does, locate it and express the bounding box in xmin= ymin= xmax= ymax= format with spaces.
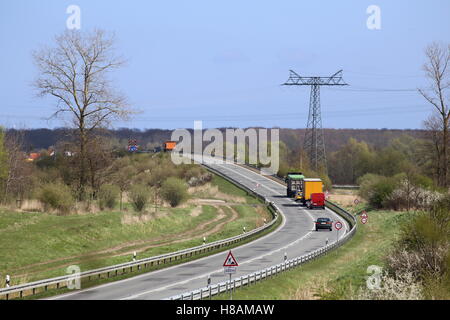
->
xmin=299 ymin=178 xmax=323 ymax=206
xmin=163 ymin=141 xmax=177 ymax=151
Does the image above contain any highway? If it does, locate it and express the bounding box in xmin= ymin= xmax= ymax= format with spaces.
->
xmin=50 ymin=160 xmax=349 ymax=300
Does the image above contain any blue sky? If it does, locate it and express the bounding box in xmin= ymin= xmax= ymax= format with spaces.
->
xmin=0 ymin=0 xmax=449 ymax=130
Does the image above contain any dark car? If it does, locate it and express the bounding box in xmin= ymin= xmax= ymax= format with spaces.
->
xmin=315 ymin=217 xmax=332 ymax=231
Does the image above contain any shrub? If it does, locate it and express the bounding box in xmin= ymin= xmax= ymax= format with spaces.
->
xmin=129 ymin=184 xmax=150 ymax=212
xmin=386 ymin=196 xmax=450 ymax=280
xmin=358 ymin=173 xmax=383 ymax=200
xmin=98 ymin=184 xmax=120 ymax=210
xmin=355 ymin=271 xmax=423 ymax=300
xmin=36 ymin=182 xmax=75 ymax=214
xmin=358 ymin=174 xmax=396 ymax=209
xmin=387 ymin=181 xmax=443 ymax=210
xmin=161 ymin=177 xmax=188 ymax=207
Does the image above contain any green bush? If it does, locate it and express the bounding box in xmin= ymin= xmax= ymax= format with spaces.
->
xmin=129 ymin=184 xmax=150 ymax=212
xmin=369 ymin=178 xmax=396 ymax=208
xmin=385 ymin=195 xmax=450 ymax=298
xmin=36 ymin=182 xmax=75 ymax=214
xmin=161 ymin=177 xmax=188 ymax=207
xmin=98 ymin=184 xmax=120 ymax=210
xmin=358 ymin=173 xmax=397 ymax=208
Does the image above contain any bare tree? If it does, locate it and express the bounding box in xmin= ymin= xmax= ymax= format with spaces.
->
xmin=418 ymin=42 xmax=450 ymax=187
xmin=423 ymin=114 xmax=446 ymax=184
xmin=2 ymin=130 xmax=34 ymax=204
xmin=33 ymin=29 xmax=131 ymax=199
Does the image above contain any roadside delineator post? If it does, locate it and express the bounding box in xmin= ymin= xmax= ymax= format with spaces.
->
xmin=5 ymin=274 xmax=10 ymax=288
xmin=334 ymin=221 xmax=343 ymax=243
xmin=133 ymin=251 xmax=137 ymax=262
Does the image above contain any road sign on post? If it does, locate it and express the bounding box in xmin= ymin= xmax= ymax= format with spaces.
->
xmin=334 ymin=221 xmax=342 ymax=243
xmin=223 ymin=251 xmax=238 ymax=267
xmin=223 ymin=251 xmax=238 ymax=300
xmin=361 ymin=211 xmax=368 ymax=224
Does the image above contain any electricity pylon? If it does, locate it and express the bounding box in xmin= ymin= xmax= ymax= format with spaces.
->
xmin=283 ymin=70 xmax=348 ymax=172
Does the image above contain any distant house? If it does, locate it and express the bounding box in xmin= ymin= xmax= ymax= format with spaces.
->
xmin=26 ymin=152 xmax=41 ymax=162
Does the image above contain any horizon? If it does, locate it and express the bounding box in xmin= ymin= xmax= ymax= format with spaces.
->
xmin=1 ymin=1 xmax=449 ymax=130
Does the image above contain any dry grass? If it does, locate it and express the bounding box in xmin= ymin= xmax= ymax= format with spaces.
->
xmin=188 ymin=182 xmax=247 ymax=203
xmin=189 ymin=205 xmax=203 ymax=217
xmin=328 ymin=188 xmax=363 ymax=208
xmin=121 ymin=212 xmax=156 ymax=225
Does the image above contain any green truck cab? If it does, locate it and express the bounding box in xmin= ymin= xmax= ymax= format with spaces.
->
xmin=285 ymin=172 xmax=305 ymax=197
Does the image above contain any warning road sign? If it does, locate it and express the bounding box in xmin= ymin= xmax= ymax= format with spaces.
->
xmin=223 ymin=251 xmax=239 ymax=267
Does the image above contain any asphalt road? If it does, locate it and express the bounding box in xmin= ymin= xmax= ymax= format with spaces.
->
xmin=50 ymin=161 xmax=349 ymax=300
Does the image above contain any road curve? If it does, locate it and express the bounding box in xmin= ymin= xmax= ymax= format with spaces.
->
xmin=50 ymin=161 xmax=349 ymax=300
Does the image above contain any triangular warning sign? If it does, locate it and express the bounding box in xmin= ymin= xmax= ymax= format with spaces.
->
xmin=223 ymin=251 xmax=239 ymax=267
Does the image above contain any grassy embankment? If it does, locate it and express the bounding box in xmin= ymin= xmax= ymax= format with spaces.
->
xmin=215 ymin=189 xmax=416 ymax=300
xmin=0 ymin=173 xmax=274 ymax=290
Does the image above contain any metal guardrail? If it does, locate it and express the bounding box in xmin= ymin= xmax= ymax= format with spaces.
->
xmin=166 ymin=199 xmax=357 ymax=300
xmin=0 ymin=165 xmax=280 ymax=300
xmin=332 ymin=185 xmax=360 ymax=190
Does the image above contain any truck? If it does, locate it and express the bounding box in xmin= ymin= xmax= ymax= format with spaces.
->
xmin=308 ymin=192 xmax=325 ymax=209
xmin=285 ymin=172 xmax=305 ymax=197
xmin=296 ymin=178 xmax=324 ymax=207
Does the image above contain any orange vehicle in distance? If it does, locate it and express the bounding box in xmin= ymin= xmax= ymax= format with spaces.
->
xmin=163 ymin=141 xmax=177 ymax=152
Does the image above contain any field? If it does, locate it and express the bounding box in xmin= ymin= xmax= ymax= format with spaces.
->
xmin=0 ymin=174 xmax=271 ymax=287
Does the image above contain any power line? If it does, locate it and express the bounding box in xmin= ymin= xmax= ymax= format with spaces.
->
xmin=345 ymin=70 xmax=423 ymax=79
xmin=282 ymin=69 xmax=348 ymax=171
